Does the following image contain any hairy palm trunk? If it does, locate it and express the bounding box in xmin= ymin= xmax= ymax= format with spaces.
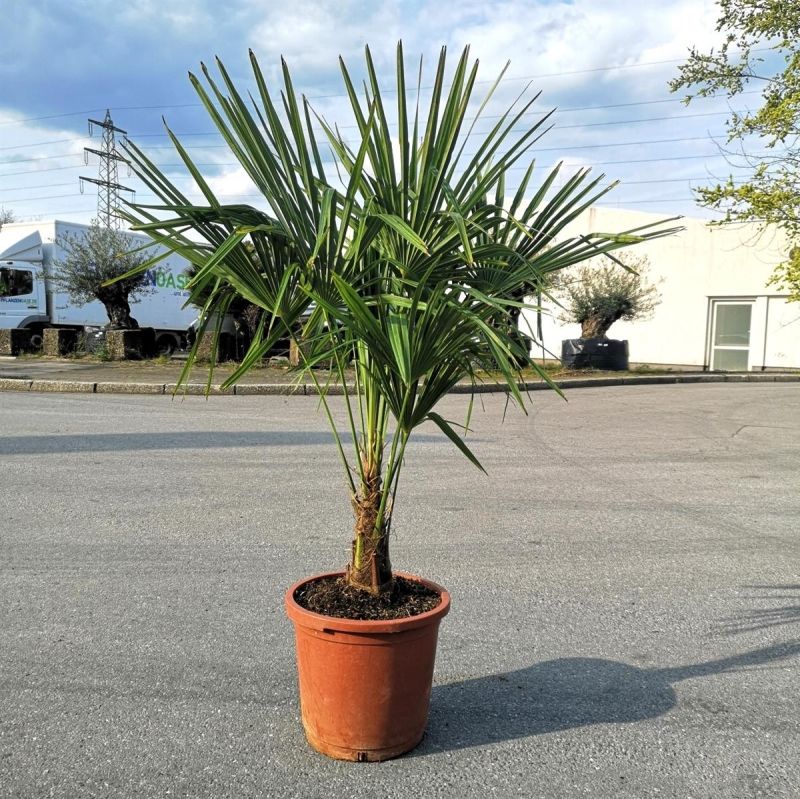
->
xmin=346 ymin=461 xmax=393 ymax=594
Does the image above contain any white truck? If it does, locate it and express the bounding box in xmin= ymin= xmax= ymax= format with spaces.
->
xmin=0 ymin=220 xmax=198 ymax=354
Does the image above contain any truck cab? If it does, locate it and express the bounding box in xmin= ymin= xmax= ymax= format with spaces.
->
xmin=0 ymin=231 xmax=48 ymax=346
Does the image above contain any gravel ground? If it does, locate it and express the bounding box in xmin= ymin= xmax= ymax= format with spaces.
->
xmin=1 ymin=383 xmax=799 ymax=798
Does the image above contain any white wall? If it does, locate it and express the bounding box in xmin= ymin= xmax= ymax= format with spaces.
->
xmin=520 ymin=207 xmax=800 ymax=370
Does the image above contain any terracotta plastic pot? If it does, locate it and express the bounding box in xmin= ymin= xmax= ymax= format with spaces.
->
xmin=284 ymin=571 xmax=450 ymax=762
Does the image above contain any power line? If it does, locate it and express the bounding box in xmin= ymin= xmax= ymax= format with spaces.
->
xmin=0 ymin=94 xmax=760 ymax=154
xmin=18 ymin=208 xmax=97 ymax=216
xmin=0 ymin=152 xmax=83 ymax=165
xmin=0 ymin=138 xmax=85 ymax=152
xmin=19 ymin=199 xmax=700 ymax=220
xmin=0 ymin=181 xmax=75 ymax=192
xmin=0 ymin=130 xmax=751 ymax=170
xmin=0 ymin=109 xmax=110 ymax=128
xmin=5 ymin=192 xmax=79 ymax=202
xmin=595 ymin=197 xmax=696 ymax=206
xmin=10 ymin=175 xmax=752 ymax=209
xmin=0 ymin=164 xmax=83 ymax=178
xmin=0 ymin=45 xmax=765 ymax=128
xmin=123 ymin=109 xmax=739 ymax=147
xmin=523 ymin=134 xmax=719 ymax=153
xmin=0 ymin=148 xmax=766 ymax=183
xmin=622 ymin=176 xmax=743 ymax=186
xmin=10 ymin=174 xmax=749 ymax=205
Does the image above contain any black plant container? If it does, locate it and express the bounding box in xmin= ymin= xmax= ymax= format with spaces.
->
xmin=561 ymin=338 xmax=629 ymax=371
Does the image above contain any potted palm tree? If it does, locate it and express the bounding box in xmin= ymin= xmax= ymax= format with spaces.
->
xmin=119 ymin=43 xmax=679 ymax=761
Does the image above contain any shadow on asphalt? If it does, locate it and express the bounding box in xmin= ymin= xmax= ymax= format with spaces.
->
xmin=0 ymin=431 xmax=451 ymax=455
xmin=420 ymin=640 xmax=800 ymax=753
xmin=718 ymin=585 xmax=800 ymax=635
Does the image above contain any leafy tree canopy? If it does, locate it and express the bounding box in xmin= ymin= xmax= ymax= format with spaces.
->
xmin=670 ymin=0 xmax=800 ymax=300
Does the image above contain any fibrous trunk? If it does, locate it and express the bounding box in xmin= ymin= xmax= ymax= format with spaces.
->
xmin=346 ymin=461 xmax=393 ymax=595
xmin=580 ymin=314 xmax=617 ymax=339
xmin=98 ymin=288 xmax=138 ymax=329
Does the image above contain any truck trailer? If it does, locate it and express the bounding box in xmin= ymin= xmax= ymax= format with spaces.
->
xmin=0 ymin=220 xmax=197 ymax=353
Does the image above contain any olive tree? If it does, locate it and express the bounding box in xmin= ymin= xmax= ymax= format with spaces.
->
xmin=52 ymin=221 xmax=154 ymax=329
xmin=555 ymin=254 xmax=661 ymax=339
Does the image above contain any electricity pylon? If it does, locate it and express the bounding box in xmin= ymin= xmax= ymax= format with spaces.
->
xmin=79 ymin=110 xmax=134 ymax=229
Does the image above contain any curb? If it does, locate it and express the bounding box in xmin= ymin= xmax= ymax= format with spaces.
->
xmin=1 ymin=372 xmax=798 ymax=397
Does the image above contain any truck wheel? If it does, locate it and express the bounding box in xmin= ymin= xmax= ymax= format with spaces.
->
xmin=155 ymin=333 xmax=177 ymax=356
xmin=26 ymin=326 xmax=45 ymax=351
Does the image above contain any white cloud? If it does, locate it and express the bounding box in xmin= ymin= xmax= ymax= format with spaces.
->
xmin=0 ymin=110 xmax=95 ymax=223
xmin=205 ymin=166 xmax=260 ymax=201
xmin=246 ymin=0 xmax=404 ymax=75
xmin=0 ymin=0 xmax=745 ymax=223
xmin=440 ymin=0 xmax=720 ymax=95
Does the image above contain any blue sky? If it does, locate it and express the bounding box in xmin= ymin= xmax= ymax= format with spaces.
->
xmin=0 ymin=0 xmax=751 ymax=226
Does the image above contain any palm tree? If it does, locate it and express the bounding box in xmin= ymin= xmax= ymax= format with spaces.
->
xmin=121 ymin=43 xmax=679 ymax=596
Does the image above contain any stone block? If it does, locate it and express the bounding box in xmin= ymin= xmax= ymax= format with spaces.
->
xmin=165 ymin=383 xmax=235 ymax=396
xmin=95 ymin=382 xmax=165 ymax=395
xmin=233 ymin=383 xmax=305 ymax=395
xmin=105 ymin=330 xmax=144 ymax=360
xmin=665 ymin=374 xmax=720 ymax=384
xmin=0 ymin=328 xmax=37 ymax=355
xmin=43 ymin=328 xmax=78 ymax=356
xmin=30 ymin=380 xmax=96 ymax=393
xmin=194 ymin=332 xmax=237 ymax=364
xmin=0 ymin=378 xmax=32 ymax=391
xmin=138 ymin=327 xmax=158 ymax=359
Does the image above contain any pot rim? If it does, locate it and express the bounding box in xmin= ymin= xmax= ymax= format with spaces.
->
xmin=285 ymin=570 xmax=451 ymax=634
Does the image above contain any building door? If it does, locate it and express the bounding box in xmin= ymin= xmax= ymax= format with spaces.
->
xmin=710 ymin=301 xmax=753 ymax=371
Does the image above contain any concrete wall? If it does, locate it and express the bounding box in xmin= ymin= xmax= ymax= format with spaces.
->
xmin=520 ymin=207 xmax=800 ymax=370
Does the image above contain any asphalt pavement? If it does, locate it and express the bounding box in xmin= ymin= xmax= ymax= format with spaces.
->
xmin=1 ymin=383 xmax=799 ymax=797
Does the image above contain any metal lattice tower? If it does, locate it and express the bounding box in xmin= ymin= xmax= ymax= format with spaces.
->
xmin=79 ymin=110 xmax=134 ymax=229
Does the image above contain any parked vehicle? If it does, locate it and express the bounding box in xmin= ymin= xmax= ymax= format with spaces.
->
xmin=0 ymin=220 xmax=197 ymax=354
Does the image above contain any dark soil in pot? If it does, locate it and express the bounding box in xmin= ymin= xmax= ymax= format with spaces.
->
xmin=294 ymin=574 xmax=440 ymax=620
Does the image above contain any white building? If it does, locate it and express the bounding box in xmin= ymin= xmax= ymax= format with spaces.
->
xmin=521 ymin=207 xmax=800 ymax=371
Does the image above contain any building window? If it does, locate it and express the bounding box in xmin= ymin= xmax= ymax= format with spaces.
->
xmin=710 ymin=300 xmax=753 ymax=371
